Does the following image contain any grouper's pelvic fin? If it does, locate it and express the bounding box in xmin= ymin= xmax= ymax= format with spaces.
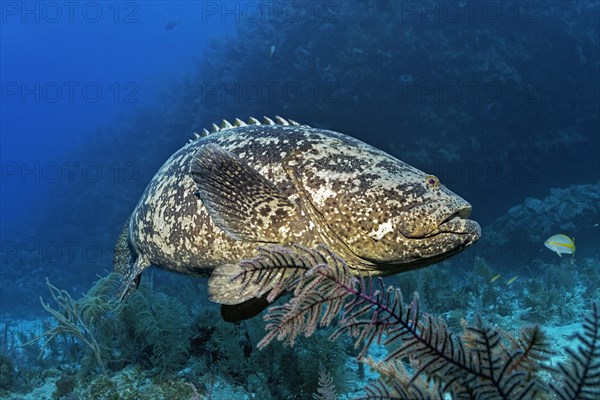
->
xmin=220 ymin=293 xmax=272 ymax=322
xmin=207 ymin=245 xmax=334 ymax=317
xmin=207 ymin=263 xmax=274 ymax=305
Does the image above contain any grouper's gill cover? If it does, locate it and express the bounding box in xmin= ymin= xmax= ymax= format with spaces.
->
xmin=116 ymin=116 xmax=481 ymax=321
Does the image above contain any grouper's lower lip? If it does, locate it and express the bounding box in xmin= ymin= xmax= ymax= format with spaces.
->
xmin=426 ymin=218 xmax=481 ymax=242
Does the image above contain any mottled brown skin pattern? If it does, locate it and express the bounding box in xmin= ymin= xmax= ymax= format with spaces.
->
xmin=120 ymin=119 xmax=480 ymax=309
xmin=127 ymin=125 xmax=327 ymax=276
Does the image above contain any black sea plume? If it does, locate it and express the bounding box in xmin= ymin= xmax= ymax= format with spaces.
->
xmin=236 ymin=245 xmax=600 ymax=400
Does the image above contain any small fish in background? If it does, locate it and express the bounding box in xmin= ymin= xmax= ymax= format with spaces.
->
xmin=269 ymin=45 xmax=276 ymax=58
xmin=505 ymin=275 xmax=519 ymax=286
xmin=489 ymin=273 xmax=518 ymax=285
xmin=544 ymin=234 xmax=576 ymax=262
xmin=164 ymin=19 xmax=180 ymax=31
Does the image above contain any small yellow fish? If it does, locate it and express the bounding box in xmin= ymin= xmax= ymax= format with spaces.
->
xmin=505 ymin=275 xmax=519 ymax=285
xmin=490 ymin=274 xmax=501 ymax=283
xmin=544 ymin=234 xmax=575 ymax=258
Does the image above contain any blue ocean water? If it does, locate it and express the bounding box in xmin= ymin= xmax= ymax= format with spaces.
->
xmin=0 ymin=1 xmax=598 ymax=399
xmin=1 ymin=2 xmax=232 ymax=232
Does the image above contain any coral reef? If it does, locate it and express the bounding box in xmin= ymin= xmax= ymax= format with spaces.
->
xmin=481 ymin=181 xmax=600 ymax=278
xmin=190 ymin=310 xmax=353 ymax=399
xmin=550 ymin=304 xmax=600 ymax=400
xmin=0 ymin=353 xmax=13 ymax=390
xmin=3 ymin=242 xmax=598 ymax=399
xmin=0 ymin=319 xmax=46 ymax=394
xmin=3 ymin=0 xmax=599 ymax=317
xmin=313 ymin=365 xmax=338 ymax=400
xmin=40 ymin=277 xmax=114 ymax=373
xmin=6 ymin=271 xmax=356 ymax=399
xmin=239 ymin=244 xmax=599 ymax=399
xmin=485 ymin=181 xmax=600 ymax=247
xmin=386 ymin=250 xmax=598 ymax=332
xmin=1 ymin=1 xmax=599 ymax=398
xmin=39 ymin=274 xmax=193 ymax=379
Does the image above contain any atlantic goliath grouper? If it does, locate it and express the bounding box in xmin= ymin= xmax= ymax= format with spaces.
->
xmin=113 ymin=116 xmax=481 ymax=321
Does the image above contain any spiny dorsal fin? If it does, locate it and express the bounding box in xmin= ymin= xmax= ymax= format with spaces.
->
xmin=274 ymin=116 xmax=289 ymax=125
xmin=190 ymin=116 xmax=303 ymax=142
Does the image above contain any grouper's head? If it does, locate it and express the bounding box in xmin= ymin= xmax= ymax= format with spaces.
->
xmin=301 ymin=144 xmax=481 ymax=275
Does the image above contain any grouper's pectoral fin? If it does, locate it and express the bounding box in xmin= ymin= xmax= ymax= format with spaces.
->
xmin=190 ymin=143 xmax=300 ymax=243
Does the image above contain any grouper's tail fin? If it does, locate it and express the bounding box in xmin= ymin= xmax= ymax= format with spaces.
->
xmin=112 ymin=222 xmax=131 ymax=277
xmin=112 ymin=220 xmax=148 ymax=301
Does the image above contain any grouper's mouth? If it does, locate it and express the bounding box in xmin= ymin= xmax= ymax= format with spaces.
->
xmin=353 ymin=213 xmax=481 ymax=274
xmin=428 ymin=218 xmax=482 ymax=251
xmin=412 ymin=206 xmax=482 ymax=264
xmin=373 ymin=217 xmax=481 ymax=275
xmin=424 ymin=209 xmax=481 ymax=241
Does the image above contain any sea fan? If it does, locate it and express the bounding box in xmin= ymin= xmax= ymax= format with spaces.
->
xmin=239 ymin=244 xmax=599 ymax=399
xmin=236 ymin=245 xmax=353 ymax=348
xmin=313 ymin=364 xmax=339 ymax=400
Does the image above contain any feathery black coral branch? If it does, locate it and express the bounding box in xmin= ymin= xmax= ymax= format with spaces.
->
xmin=551 ymin=302 xmax=600 ymax=400
xmin=235 ymin=243 xmax=318 ymax=302
xmin=244 ymin=244 xmax=353 ymax=348
xmin=240 ymin=245 xmax=599 ymax=400
xmin=510 ymin=324 xmax=556 ymax=375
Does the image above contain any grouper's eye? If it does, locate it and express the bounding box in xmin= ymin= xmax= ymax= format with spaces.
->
xmin=425 ymin=175 xmax=440 ymax=189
